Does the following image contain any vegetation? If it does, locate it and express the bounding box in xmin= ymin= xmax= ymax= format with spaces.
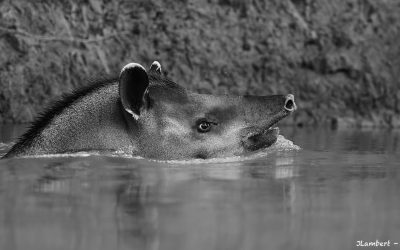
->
xmin=0 ymin=0 xmax=399 ymax=127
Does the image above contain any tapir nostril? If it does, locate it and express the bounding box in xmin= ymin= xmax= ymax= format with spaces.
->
xmin=284 ymin=94 xmax=296 ymax=112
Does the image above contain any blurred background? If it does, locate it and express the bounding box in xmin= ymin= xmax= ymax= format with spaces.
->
xmin=0 ymin=0 xmax=399 ymax=127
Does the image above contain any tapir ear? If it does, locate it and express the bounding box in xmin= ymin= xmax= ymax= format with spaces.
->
xmin=149 ymin=61 xmax=162 ymax=75
xmin=119 ymin=63 xmax=149 ymax=120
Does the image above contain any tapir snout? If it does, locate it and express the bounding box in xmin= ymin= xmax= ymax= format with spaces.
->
xmin=3 ymin=61 xmax=297 ymax=160
xmin=284 ymin=94 xmax=297 ymax=112
xmin=240 ymin=94 xmax=296 ymax=152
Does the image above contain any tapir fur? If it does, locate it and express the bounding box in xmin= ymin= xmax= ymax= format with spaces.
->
xmin=3 ymin=61 xmax=296 ymax=160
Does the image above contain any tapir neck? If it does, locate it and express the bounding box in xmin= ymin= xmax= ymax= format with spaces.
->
xmin=14 ymin=83 xmax=138 ymax=156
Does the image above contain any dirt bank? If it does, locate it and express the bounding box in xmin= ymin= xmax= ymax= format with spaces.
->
xmin=1 ymin=0 xmax=399 ymax=127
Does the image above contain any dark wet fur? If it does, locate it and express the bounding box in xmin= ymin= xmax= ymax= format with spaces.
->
xmin=2 ymin=77 xmax=117 ymax=158
xmin=3 ymin=72 xmax=182 ymax=158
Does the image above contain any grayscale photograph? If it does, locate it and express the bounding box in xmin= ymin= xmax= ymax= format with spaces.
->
xmin=0 ymin=0 xmax=399 ymax=250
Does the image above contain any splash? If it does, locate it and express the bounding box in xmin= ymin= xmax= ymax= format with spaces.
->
xmin=153 ymin=135 xmax=300 ymax=165
xmin=1 ymin=135 xmax=299 ymax=162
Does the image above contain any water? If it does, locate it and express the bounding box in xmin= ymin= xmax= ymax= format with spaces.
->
xmin=1 ymin=125 xmax=400 ymax=250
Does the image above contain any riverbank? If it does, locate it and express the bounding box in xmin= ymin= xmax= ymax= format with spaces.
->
xmin=1 ymin=0 xmax=399 ymax=127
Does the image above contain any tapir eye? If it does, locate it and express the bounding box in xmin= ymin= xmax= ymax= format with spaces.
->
xmin=197 ymin=121 xmax=212 ymax=133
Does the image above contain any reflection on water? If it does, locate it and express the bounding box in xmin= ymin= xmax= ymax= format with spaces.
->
xmin=0 ymin=126 xmax=400 ymax=250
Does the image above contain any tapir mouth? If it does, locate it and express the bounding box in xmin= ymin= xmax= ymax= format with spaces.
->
xmin=241 ymin=114 xmax=284 ymax=151
xmin=241 ymin=94 xmax=296 ymax=152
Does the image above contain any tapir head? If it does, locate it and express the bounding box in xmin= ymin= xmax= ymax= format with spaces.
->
xmin=119 ymin=62 xmax=296 ymax=160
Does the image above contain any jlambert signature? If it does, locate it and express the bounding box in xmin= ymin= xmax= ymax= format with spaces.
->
xmin=356 ymin=240 xmax=398 ymax=247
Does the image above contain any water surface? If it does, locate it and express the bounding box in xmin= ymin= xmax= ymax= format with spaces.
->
xmin=1 ymin=125 xmax=400 ymax=250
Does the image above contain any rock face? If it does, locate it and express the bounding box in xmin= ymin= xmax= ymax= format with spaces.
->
xmin=0 ymin=0 xmax=399 ymax=127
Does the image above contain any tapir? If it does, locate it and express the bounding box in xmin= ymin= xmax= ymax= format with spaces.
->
xmin=3 ymin=61 xmax=296 ymax=160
